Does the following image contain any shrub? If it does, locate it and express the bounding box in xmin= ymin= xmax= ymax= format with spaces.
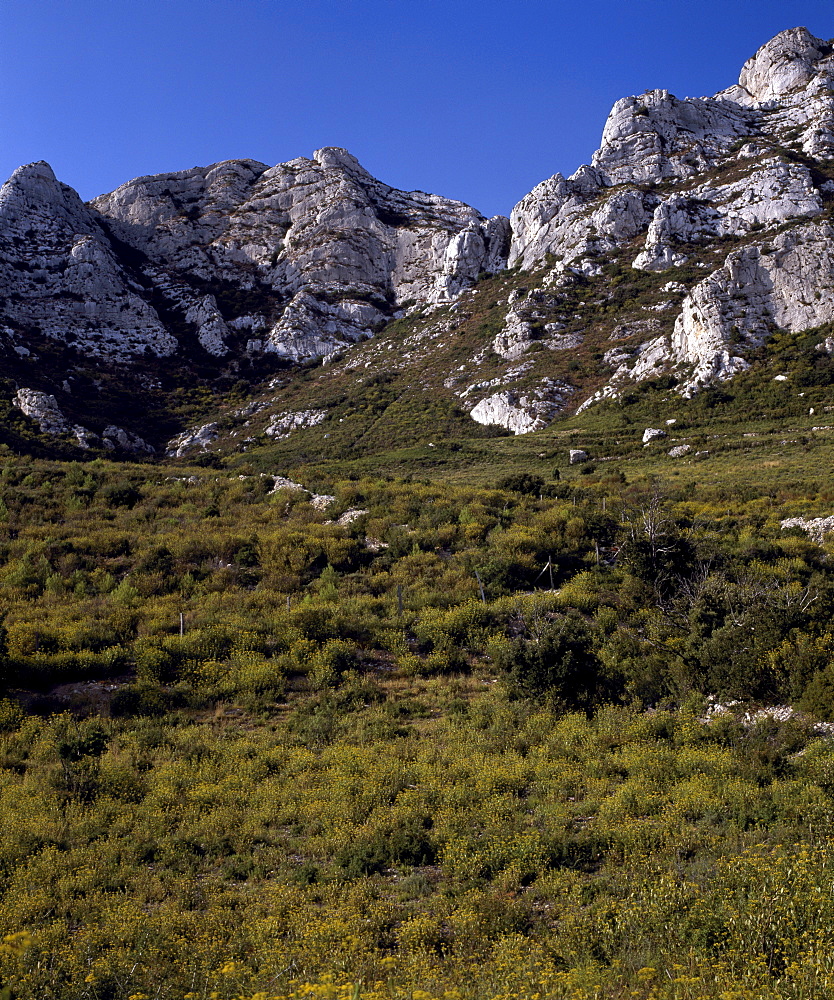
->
xmin=496 ymin=615 xmax=612 ymax=711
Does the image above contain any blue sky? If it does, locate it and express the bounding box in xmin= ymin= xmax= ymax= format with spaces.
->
xmin=1 ymin=0 xmax=833 ymax=217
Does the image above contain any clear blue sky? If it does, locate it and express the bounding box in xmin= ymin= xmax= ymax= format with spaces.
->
xmin=1 ymin=0 xmax=832 ymax=218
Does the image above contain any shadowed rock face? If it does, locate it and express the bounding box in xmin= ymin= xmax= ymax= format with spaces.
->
xmin=0 ymin=148 xmax=509 ymax=365
xmin=0 ymin=162 xmax=176 ymax=361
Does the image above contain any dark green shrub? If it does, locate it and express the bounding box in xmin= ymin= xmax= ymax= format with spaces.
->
xmin=800 ymin=664 xmax=834 ymax=720
xmin=496 ymin=473 xmax=545 ymax=496
xmin=336 ymin=818 xmax=436 ymax=877
xmin=497 ymin=616 xmax=612 ymax=711
xmin=101 ymin=483 xmax=142 ymax=508
xmin=110 ymin=683 xmax=169 ymax=717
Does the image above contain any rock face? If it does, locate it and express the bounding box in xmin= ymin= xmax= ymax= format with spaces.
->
xmin=0 ymin=163 xmax=176 ymax=361
xmin=102 ymin=425 xmax=155 ymax=455
xmin=0 ymin=149 xmax=509 ymax=373
xmin=492 ymin=288 xmax=581 ymax=360
xmin=91 ymin=148 xmax=509 ymax=362
xmin=781 ymin=515 xmax=834 ymax=542
xmin=12 ymin=387 xmax=154 ymax=452
xmin=671 ymin=223 xmax=834 ymax=393
xmin=509 ymin=28 xmax=834 ymax=274
xmin=505 ymin=27 xmax=834 ymax=405
xmin=738 ymin=27 xmax=829 ymax=103
xmin=642 ymin=428 xmax=667 ymax=445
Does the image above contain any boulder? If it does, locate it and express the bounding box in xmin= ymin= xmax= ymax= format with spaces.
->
xmin=642 ymin=427 xmax=667 ymax=444
xmin=13 ymin=388 xmax=69 ymax=435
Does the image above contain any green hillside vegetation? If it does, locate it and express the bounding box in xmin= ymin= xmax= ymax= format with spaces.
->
xmin=6 ymin=225 xmax=834 ymax=999
xmin=2 ymin=444 xmax=834 ymax=998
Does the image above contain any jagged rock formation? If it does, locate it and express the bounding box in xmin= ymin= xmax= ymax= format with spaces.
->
xmin=0 ymin=148 xmax=509 ymax=373
xmin=781 ymin=514 xmax=834 ymax=541
xmin=510 ymin=28 xmax=834 ymax=272
xmin=506 ymin=27 xmax=834 ymax=405
xmin=492 ymin=288 xmax=581 ymax=360
xmin=101 ymin=425 xmax=155 ymax=455
xmin=642 ymin=428 xmax=667 ymax=445
xmin=92 ymin=148 xmax=508 ymax=362
xmin=0 ymin=163 xmax=176 ymax=361
xmin=166 ymin=422 xmax=220 ymax=457
xmin=14 ymin=388 xmax=80 ymax=438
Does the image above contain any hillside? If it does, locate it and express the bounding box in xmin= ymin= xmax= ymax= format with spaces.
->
xmin=5 ymin=24 xmax=834 ymax=1000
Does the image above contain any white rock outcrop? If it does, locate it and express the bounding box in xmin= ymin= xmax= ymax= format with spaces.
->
xmin=0 ymin=163 xmax=177 ymax=361
xmin=0 ymin=149 xmax=509 ymax=378
xmin=14 ymin=388 xmax=70 ymax=435
xmin=509 ymin=28 xmax=834 ymax=407
xmin=781 ymin=515 xmax=834 ymax=542
xmin=737 ymin=27 xmax=830 ymax=103
xmin=670 ymin=221 xmax=834 ymax=394
xmin=166 ymin=422 xmax=219 ymax=457
xmin=12 ymin=388 xmax=153 ymax=451
xmin=469 ymin=379 xmax=573 ymax=435
xmin=264 ymin=409 xmax=327 ymax=439
xmin=642 ymin=427 xmax=667 ymax=444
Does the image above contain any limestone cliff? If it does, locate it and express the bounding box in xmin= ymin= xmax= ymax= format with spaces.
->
xmin=4 ymin=27 xmax=834 ymax=447
xmin=499 ymin=27 xmax=834 ymax=420
xmin=0 ymin=148 xmax=508 ymax=369
xmin=92 ymin=147 xmax=509 ymax=362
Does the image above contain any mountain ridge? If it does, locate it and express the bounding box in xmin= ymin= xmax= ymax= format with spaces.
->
xmin=3 ymin=26 xmax=834 ymax=456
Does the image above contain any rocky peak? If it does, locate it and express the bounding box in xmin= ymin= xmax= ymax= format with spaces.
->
xmin=0 ymin=160 xmax=100 ymax=233
xmin=737 ymin=27 xmax=830 ymax=103
xmin=90 ymin=147 xmax=508 ymax=361
xmin=0 ymin=159 xmax=177 ymax=364
xmin=312 ymin=146 xmax=369 ymax=176
xmin=0 ymin=145 xmax=509 ymax=390
xmin=510 ymin=27 xmax=834 ymax=271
